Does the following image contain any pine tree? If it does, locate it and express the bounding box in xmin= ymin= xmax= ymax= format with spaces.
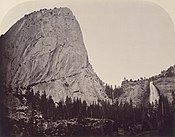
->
xmin=40 ymin=91 xmax=47 ymax=118
xmin=82 ymin=100 xmax=87 ymax=118
xmin=55 ymin=101 xmax=64 ymax=120
xmin=48 ymin=95 xmax=55 ymax=119
xmin=34 ymin=91 xmax=40 ymax=110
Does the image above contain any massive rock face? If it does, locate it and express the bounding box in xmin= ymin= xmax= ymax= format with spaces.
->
xmin=119 ymin=79 xmax=150 ymax=106
xmin=0 ymin=7 xmax=108 ymax=104
xmin=118 ymin=65 xmax=175 ymax=106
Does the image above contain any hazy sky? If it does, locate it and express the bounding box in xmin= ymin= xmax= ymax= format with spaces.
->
xmin=0 ymin=0 xmax=175 ymax=86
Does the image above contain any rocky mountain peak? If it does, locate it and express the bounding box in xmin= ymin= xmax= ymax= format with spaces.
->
xmin=0 ymin=7 xmax=108 ymax=104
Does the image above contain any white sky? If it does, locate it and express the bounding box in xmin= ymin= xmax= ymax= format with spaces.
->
xmin=0 ymin=0 xmax=175 ymax=86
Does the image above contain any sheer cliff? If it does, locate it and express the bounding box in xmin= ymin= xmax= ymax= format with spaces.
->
xmin=118 ymin=65 xmax=175 ymax=106
xmin=0 ymin=7 xmax=108 ymax=104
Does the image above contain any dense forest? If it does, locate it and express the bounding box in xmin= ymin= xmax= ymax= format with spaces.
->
xmin=1 ymin=86 xmax=175 ymax=136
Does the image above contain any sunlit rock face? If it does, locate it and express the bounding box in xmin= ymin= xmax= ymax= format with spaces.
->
xmin=119 ymin=80 xmax=150 ymax=106
xmin=118 ymin=66 xmax=175 ymax=106
xmin=0 ymin=7 xmax=108 ymax=104
xmin=154 ymin=77 xmax=175 ymax=103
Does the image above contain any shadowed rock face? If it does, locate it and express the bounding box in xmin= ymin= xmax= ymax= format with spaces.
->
xmin=0 ymin=7 xmax=108 ymax=104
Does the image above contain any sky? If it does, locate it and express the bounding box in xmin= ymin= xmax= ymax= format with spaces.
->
xmin=0 ymin=0 xmax=175 ymax=86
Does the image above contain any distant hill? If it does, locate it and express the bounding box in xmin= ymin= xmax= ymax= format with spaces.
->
xmin=106 ymin=65 xmax=175 ymax=106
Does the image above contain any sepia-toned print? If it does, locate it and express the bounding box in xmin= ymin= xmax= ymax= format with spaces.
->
xmin=0 ymin=0 xmax=175 ymax=136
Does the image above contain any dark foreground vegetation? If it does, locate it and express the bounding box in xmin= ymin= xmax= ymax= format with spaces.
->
xmin=0 ymin=87 xmax=175 ymax=137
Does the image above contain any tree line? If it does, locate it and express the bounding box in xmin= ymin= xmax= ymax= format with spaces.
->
xmin=13 ymin=87 xmax=175 ymax=136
